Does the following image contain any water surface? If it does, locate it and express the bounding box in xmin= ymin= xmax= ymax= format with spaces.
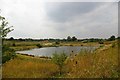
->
xmin=16 ymin=46 xmax=95 ymax=57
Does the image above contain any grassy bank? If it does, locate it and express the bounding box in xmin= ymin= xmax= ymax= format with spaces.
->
xmin=2 ymin=54 xmax=59 ymax=78
xmin=4 ymin=40 xmax=102 ymax=51
xmin=64 ymin=42 xmax=118 ymax=78
xmin=2 ymin=40 xmax=119 ymax=78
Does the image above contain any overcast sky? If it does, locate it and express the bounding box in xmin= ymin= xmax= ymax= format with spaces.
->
xmin=0 ymin=0 xmax=118 ymax=39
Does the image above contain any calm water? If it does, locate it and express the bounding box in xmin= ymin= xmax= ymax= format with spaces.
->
xmin=16 ymin=46 xmax=96 ymax=57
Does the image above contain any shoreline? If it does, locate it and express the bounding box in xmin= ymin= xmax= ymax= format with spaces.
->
xmin=14 ymin=44 xmax=100 ymax=51
xmin=9 ymin=41 xmax=101 ymax=51
xmin=16 ymin=53 xmax=52 ymax=59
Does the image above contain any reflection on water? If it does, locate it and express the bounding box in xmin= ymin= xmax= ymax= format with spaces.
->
xmin=16 ymin=46 xmax=96 ymax=57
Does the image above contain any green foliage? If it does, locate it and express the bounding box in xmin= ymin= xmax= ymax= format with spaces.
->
xmin=111 ymin=43 xmax=115 ymax=48
xmin=72 ymin=36 xmax=77 ymax=41
xmin=12 ymin=43 xmax=16 ymax=46
xmin=52 ymin=53 xmax=67 ymax=75
xmin=9 ymin=37 xmax=14 ymax=40
xmin=52 ymin=53 xmax=67 ymax=67
xmin=0 ymin=16 xmax=14 ymax=38
xmin=0 ymin=15 xmax=15 ymax=63
xmin=55 ymin=41 xmax=60 ymax=45
xmin=36 ymin=44 xmax=42 ymax=48
xmin=67 ymin=36 xmax=72 ymax=41
xmin=99 ymin=41 xmax=104 ymax=44
xmin=99 ymin=45 xmax=104 ymax=48
xmin=67 ymin=36 xmax=77 ymax=41
xmin=70 ymin=44 xmax=73 ymax=46
xmin=108 ymin=35 xmax=115 ymax=41
xmin=2 ymin=45 xmax=16 ymax=63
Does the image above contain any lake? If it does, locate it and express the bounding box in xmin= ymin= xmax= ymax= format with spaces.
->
xmin=16 ymin=46 xmax=96 ymax=57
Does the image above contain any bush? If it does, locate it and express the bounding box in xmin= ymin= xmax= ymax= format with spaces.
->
xmin=2 ymin=45 xmax=16 ymax=63
xmin=52 ymin=52 xmax=67 ymax=75
xmin=99 ymin=41 xmax=104 ymax=44
xmin=99 ymin=45 xmax=104 ymax=48
xmin=36 ymin=44 xmax=42 ymax=48
xmin=55 ymin=41 xmax=60 ymax=45
xmin=111 ymin=43 xmax=115 ymax=48
xmin=12 ymin=43 xmax=16 ymax=46
xmin=70 ymin=44 xmax=73 ymax=46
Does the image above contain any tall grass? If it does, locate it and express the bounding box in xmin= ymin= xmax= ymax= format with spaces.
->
xmin=2 ymin=54 xmax=59 ymax=78
xmin=64 ymin=42 xmax=118 ymax=78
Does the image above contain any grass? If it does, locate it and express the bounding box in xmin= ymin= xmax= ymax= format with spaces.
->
xmin=10 ymin=46 xmax=37 ymax=51
xmin=60 ymin=41 xmax=100 ymax=47
xmin=2 ymin=54 xmax=59 ymax=78
xmin=2 ymin=40 xmax=119 ymax=78
xmin=64 ymin=41 xmax=119 ymax=78
xmin=0 ymin=65 xmax=1 ymax=79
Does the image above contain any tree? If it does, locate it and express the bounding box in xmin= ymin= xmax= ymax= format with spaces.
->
xmin=0 ymin=16 xmax=14 ymax=39
xmin=9 ymin=37 xmax=14 ymax=40
xmin=108 ymin=35 xmax=115 ymax=41
xmin=52 ymin=53 xmax=67 ymax=75
xmin=72 ymin=36 xmax=77 ymax=41
xmin=0 ymin=15 xmax=15 ymax=63
xmin=67 ymin=36 xmax=71 ymax=41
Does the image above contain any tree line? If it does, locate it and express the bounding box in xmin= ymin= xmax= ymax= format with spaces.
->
xmin=6 ymin=35 xmax=118 ymax=42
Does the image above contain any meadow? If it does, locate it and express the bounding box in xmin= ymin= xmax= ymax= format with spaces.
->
xmin=2 ymin=40 xmax=119 ymax=78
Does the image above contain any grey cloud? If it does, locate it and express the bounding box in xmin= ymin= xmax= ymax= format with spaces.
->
xmin=44 ymin=2 xmax=104 ymax=23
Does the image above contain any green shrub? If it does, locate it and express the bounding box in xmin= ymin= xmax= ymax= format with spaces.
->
xmin=111 ymin=43 xmax=115 ymax=48
xmin=36 ymin=44 xmax=42 ymax=48
xmin=99 ymin=45 xmax=104 ymax=48
xmin=70 ymin=44 xmax=73 ymax=46
xmin=12 ymin=43 xmax=16 ymax=46
xmin=99 ymin=41 xmax=104 ymax=44
xmin=55 ymin=42 xmax=60 ymax=45
xmin=2 ymin=45 xmax=16 ymax=63
xmin=52 ymin=52 xmax=67 ymax=75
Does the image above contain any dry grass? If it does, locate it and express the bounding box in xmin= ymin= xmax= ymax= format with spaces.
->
xmin=2 ymin=54 xmax=59 ymax=78
xmin=10 ymin=46 xmax=37 ymax=51
xmin=64 ymin=41 xmax=118 ymax=78
xmin=60 ymin=41 xmax=100 ymax=47
xmin=0 ymin=66 xmax=2 ymax=79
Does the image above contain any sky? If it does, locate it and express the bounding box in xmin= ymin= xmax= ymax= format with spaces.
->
xmin=0 ymin=0 xmax=119 ymax=39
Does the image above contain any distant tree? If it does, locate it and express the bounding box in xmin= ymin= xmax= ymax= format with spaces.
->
xmin=52 ymin=53 xmax=67 ymax=75
xmin=117 ymin=37 xmax=120 ymax=40
xmin=9 ymin=37 xmax=14 ymax=40
xmin=62 ymin=38 xmax=66 ymax=42
xmin=108 ymin=35 xmax=115 ymax=41
xmin=18 ymin=38 xmax=25 ymax=41
xmin=72 ymin=36 xmax=77 ymax=41
xmin=67 ymin=36 xmax=71 ymax=41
